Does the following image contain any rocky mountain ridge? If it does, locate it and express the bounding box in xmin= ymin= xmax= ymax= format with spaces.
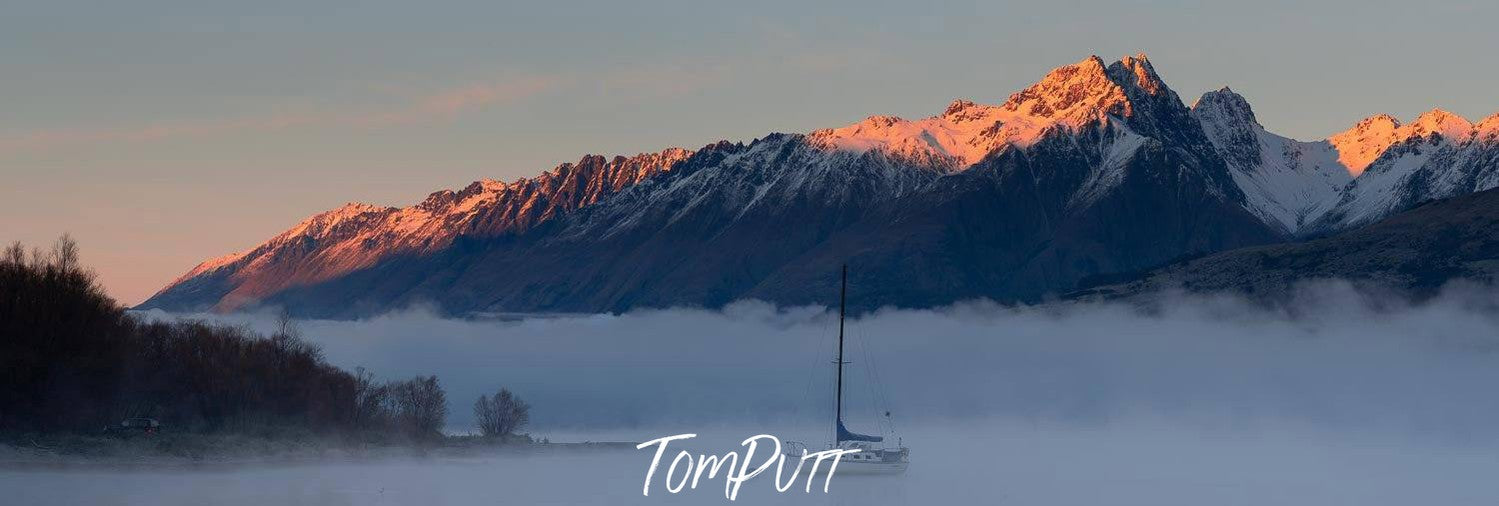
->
xmin=139 ymin=54 xmax=1499 ymax=316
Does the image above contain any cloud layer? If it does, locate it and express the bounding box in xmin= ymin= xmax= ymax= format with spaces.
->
xmin=140 ymin=280 xmax=1499 ymax=442
xmin=73 ymin=282 xmax=1499 ymax=504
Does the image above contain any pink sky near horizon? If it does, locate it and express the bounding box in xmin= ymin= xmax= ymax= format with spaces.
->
xmin=5 ymin=0 xmax=1498 ymax=305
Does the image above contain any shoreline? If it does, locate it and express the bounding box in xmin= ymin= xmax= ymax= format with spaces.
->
xmin=0 ymin=434 xmax=639 ymax=469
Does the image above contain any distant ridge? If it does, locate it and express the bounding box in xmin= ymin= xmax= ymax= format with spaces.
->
xmin=140 ymin=54 xmax=1499 ymax=318
xmin=1072 ymin=186 xmax=1499 ymax=301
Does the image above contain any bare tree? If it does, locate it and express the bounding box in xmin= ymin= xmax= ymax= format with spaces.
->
xmin=351 ymin=367 xmax=388 ymax=430
xmin=386 ymin=375 xmax=447 ymax=439
xmin=473 ymin=388 xmax=529 ymax=438
xmin=474 ymin=395 xmax=496 ymax=436
xmin=52 ymin=234 xmax=79 ymax=273
xmin=270 ymin=310 xmax=322 ymax=360
xmin=274 ymin=309 xmax=298 ymax=340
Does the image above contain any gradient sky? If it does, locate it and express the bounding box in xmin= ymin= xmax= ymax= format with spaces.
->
xmin=4 ymin=0 xmax=1497 ymax=305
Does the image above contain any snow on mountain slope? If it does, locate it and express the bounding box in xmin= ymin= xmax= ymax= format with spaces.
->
xmin=141 ymin=52 xmax=1499 ymax=316
xmin=164 ymin=202 xmax=395 ymax=285
xmin=1192 ymin=87 xmax=1499 ymax=236
xmin=1327 ymin=114 xmax=1402 ymax=177
xmin=1313 ymin=109 xmax=1490 ymax=231
xmin=1463 ymin=114 xmax=1499 ymax=189
xmin=807 ymin=53 xmax=1247 ymax=222
xmin=146 ymin=52 xmax=1244 ymax=315
xmin=541 ymin=134 xmax=949 ymax=247
xmin=1191 ymin=88 xmax=1350 ymax=233
xmin=805 ymin=53 xmax=1216 ymax=211
xmin=147 ymin=148 xmax=694 ymax=311
xmin=1323 ymin=108 xmax=1473 ymax=178
xmin=808 ymin=55 xmax=1154 ymax=168
xmin=555 ymin=53 xmax=1212 ymax=248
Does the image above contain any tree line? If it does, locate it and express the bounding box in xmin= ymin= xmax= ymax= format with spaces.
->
xmin=1 ymin=236 xmax=527 ymax=442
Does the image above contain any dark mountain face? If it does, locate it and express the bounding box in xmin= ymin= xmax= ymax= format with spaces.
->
xmin=142 ymin=53 xmax=1499 ymax=318
xmin=1074 ymin=187 xmax=1499 ymax=302
xmin=745 ymin=127 xmax=1280 ymax=311
xmin=203 ymin=136 xmax=955 ymax=316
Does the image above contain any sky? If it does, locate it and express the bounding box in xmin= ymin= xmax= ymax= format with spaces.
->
xmin=3 ymin=0 xmax=1498 ymax=305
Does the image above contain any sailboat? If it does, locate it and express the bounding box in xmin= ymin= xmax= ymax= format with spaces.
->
xmin=784 ymin=265 xmax=910 ymax=474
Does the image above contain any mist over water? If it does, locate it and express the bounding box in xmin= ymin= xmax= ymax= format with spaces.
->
xmin=144 ymin=280 xmax=1499 ymax=436
xmin=15 ymin=280 xmax=1499 ymax=504
xmin=8 ymin=421 xmax=1497 ymax=505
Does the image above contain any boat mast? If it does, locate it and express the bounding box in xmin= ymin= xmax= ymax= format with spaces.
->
xmin=836 ymin=264 xmax=847 ymax=441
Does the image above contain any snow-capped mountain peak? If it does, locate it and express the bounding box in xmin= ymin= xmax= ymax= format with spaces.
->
xmin=1477 ymin=112 xmax=1499 ymax=139
xmin=1191 ymin=87 xmax=1264 ymax=169
xmin=806 ymin=113 xmax=981 ymax=166
xmin=1191 ymin=87 xmax=1350 ymax=233
xmin=941 ymin=99 xmax=980 ymax=118
xmin=1406 ymin=108 xmax=1473 ymax=141
xmin=1328 ymin=110 xmax=1474 ymax=177
xmin=808 ymin=54 xmax=1177 ymax=167
xmin=1106 ymin=53 xmax=1167 ymax=96
xmin=1192 ymin=92 xmax=1499 ymax=235
xmin=1329 ymin=114 xmax=1402 ymax=176
xmin=1192 ymin=87 xmax=1259 ymax=126
xmin=141 ymin=53 xmax=1499 ymax=317
xmin=147 ymin=148 xmax=695 ymax=311
xmin=1306 ymin=109 xmax=1499 ymax=232
xmin=1333 ymin=109 xmax=1473 ymax=185
xmin=290 ymin=202 xmax=393 ymax=235
xmin=1000 ymin=54 xmax=1132 ymax=123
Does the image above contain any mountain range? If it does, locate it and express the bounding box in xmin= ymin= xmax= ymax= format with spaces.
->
xmin=1073 ymin=185 xmax=1499 ymax=302
xmin=139 ymin=53 xmax=1499 ymax=317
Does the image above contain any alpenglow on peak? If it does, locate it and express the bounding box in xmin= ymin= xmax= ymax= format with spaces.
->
xmin=808 ymin=53 xmax=1179 ymax=167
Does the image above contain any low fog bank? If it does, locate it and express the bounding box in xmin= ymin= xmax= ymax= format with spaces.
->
xmin=138 ymin=280 xmax=1499 ymax=440
xmin=8 ymin=417 xmax=1498 ymax=506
